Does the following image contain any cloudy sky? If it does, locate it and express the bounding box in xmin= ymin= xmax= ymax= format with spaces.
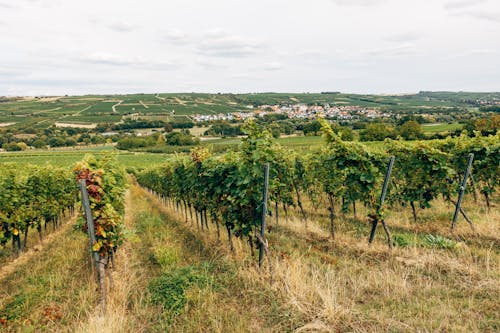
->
xmin=0 ymin=0 xmax=499 ymax=95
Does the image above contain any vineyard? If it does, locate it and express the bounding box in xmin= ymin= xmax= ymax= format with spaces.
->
xmin=0 ymin=164 xmax=77 ymax=257
xmin=136 ymin=120 xmax=499 ymax=254
xmin=0 ymin=124 xmax=498 ymax=332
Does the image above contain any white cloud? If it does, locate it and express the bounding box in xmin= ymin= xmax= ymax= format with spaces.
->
xmin=263 ymin=62 xmax=284 ymax=71
xmin=230 ymin=73 xmax=261 ymax=80
xmin=461 ymin=10 xmax=500 ymax=22
xmin=106 ymin=22 xmax=137 ymax=33
xmin=330 ymin=0 xmax=386 ymax=6
xmin=81 ymin=52 xmax=134 ymax=66
xmin=1 ymin=0 xmax=500 ymax=94
xmin=445 ymin=0 xmax=500 ymax=23
xmin=450 ymin=48 xmax=500 ymax=58
xmin=0 ymin=67 xmax=25 ymax=78
xmin=197 ymin=31 xmax=265 ymax=58
xmin=384 ymin=32 xmax=421 ymax=43
xmin=0 ymin=1 xmax=14 ymax=9
xmin=364 ymin=43 xmax=420 ymax=57
xmin=197 ymin=60 xmax=223 ymax=70
xmin=162 ymin=29 xmax=190 ymax=45
xmin=79 ymin=52 xmax=181 ymax=70
xmin=444 ymin=0 xmax=487 ymax=10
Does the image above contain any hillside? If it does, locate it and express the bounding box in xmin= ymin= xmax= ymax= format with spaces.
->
xmin=1 ymin=92 xmax=499 ymax=130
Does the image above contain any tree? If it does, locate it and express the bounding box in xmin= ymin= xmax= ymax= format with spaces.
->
xmin=3 ymin=142 xmax=22 ymax=151
xmin=17 ymin=142 xmax=29 ymax=151
xmin=262 ymin=113 xmax=288 ymax=122
xmin=48 ymin=137 xmax=65 ymax=147
xmin=91 ymin=135 xmax=106 ymax=144
xmin=165 ymin=131 xmax=199 ymax=146
xmin=65 ymin=138 xmax=77 ymax=146
xmin=269 ymin=123 xmax=281 ymax=138
xmin=32 ymin=139 xmax=46 ymax=149
xmin=330 ymin=123 xmax=354 ymax=141
xmin=302 ymin=121 xmax=322 ymax=136
xmin=397 ymin=120 xmax=423 ymax=140
xmin=164 ymin=123 xmax=174 ymax=133
xmin=359 ymin=123 xmax=396 ymax=141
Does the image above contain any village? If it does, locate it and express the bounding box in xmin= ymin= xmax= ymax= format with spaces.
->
xmin=192 ymin=103 xmax=391 ymax=123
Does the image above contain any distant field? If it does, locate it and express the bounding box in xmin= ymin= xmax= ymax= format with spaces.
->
xmin=1 ymin=92 xmax=495 ymax=129
xmin=0 ymin=149 xmax=168 ymax=168
xmin=422 ymin=122 xmax=463 ymax=133
xmin=201 ymin=135 xmax=388 ymax=153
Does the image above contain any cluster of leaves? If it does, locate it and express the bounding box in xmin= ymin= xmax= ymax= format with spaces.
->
xmin=385 ymin=140 xmax=456 ymax=221
xmin=148 ymin=264 xmax=210 ymax=316
xmin=306 ymin=119 xmax=385 ymax=237
xmin=74 ymin=154 xmax=127 ymax=257
xmin=434 ymin=133 xmax=500 ymax=207
xmin=424 ymin=234 xmax=457 ymax=249
xmin=137 ymin=120 xmax=298 ymax=246
xmin=0 ymin=164 xmax=77 ymax=247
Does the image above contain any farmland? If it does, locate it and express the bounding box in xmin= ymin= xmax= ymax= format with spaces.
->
xmin=0 ymin=148 xmax=169 ymax=169
xmin=0 ymin=93 xmax=498 ymax=332
xmin=1 ymin=91 xmax=498 ymax=130
xmin=0 ymin=123 xmax=498 ymax=332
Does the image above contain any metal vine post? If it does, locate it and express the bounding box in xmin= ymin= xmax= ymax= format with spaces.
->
xmin=451 ymin=153 xmax=475 ymax=233
xmin=368 ymin=156 xmax=395 ymax=249
xmin=259 ymin=163 xmax=270 ymax=268
xmin=79 ymin=179 xmax=107 ymax=311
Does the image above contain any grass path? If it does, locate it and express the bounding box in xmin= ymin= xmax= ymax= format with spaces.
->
xmin=0 ymin=215 xmax=77 ymax=281
xmin=0 ymin=218 xmax=95 ymax=332
xmin=76 ymin=183 xmax=303 ymax=332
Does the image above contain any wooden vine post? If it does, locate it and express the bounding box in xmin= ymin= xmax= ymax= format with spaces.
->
xmin=368 ymin=156 xmax=395 ymax=249
xmin=451 ymin=153 xmax=475 ymax=233
xmin=258 ymin=163 xmax=270 ymax=268
xmin=79 ymin=179 xmax=107 ymax=311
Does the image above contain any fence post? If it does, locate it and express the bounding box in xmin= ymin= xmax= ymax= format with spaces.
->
xmin=369 ymin=156 xmax=395 ymax=245
xmin=79 ymin=179 xmax=100 ymax=266
xmin=259 ymin=163 xmax=270 ymax=268
xmin=451 ymin=153 xmax=474 ymax=232
xmin=79 ymin=179 xmax=106 ymax=310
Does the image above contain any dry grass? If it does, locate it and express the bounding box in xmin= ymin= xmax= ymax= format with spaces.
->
xmin=267 ymin=200 xmax=500 ymax=332
xmin=75 ymin=187 xmax=156 ymax=333
xmin=137 ymin=187 xmax=307 ymax=332
xmin=0 ymin=217 xmax=96 ymax=332
xmin=151 ymin=189 xmax=499 ymax=332
xmin=76 ymin=184 xmax=303 ymax=332
xmin=0 ymin=214 xmax=77 ymax=280
xmin=1 ymin=184 xmax=497 ymax=332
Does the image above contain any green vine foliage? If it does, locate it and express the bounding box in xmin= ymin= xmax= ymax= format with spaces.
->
xmin=136 ymin=119 xmax=499 ymax=250
xmin=137 ymin=120 xmax=297 ymax=247
xmin=310 ymin=118 xmax=382 ymax=208
xmin=0 ymin=164 xmax=77 ymax=248
xmin=74 ymin=154 xmax=127 ymax=257
xmin=385 ymin=140 xmax=456 ymax=218
xmin=435 ymin=133 xmax=499 ymax=206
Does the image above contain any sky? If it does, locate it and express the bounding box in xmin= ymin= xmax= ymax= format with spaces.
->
xmin=0 ymin=0 xmax=499 ymax=96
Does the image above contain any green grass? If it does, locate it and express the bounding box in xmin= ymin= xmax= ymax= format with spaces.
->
xmin=0 ymin=149 xmax=168 ymax=169
xmin=0 ymin=223 xmax=95 ymax=332
xmin=422 ymin=122 xmax=463 ymax=133
xmin=81 ymin=101 xmax=115 ymax=114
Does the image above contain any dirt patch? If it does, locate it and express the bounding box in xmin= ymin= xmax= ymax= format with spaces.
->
xmin=13 ymin=134 xmax=37 ymax=139
xmin=55 ymin=122 xmax=97 ymax=129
